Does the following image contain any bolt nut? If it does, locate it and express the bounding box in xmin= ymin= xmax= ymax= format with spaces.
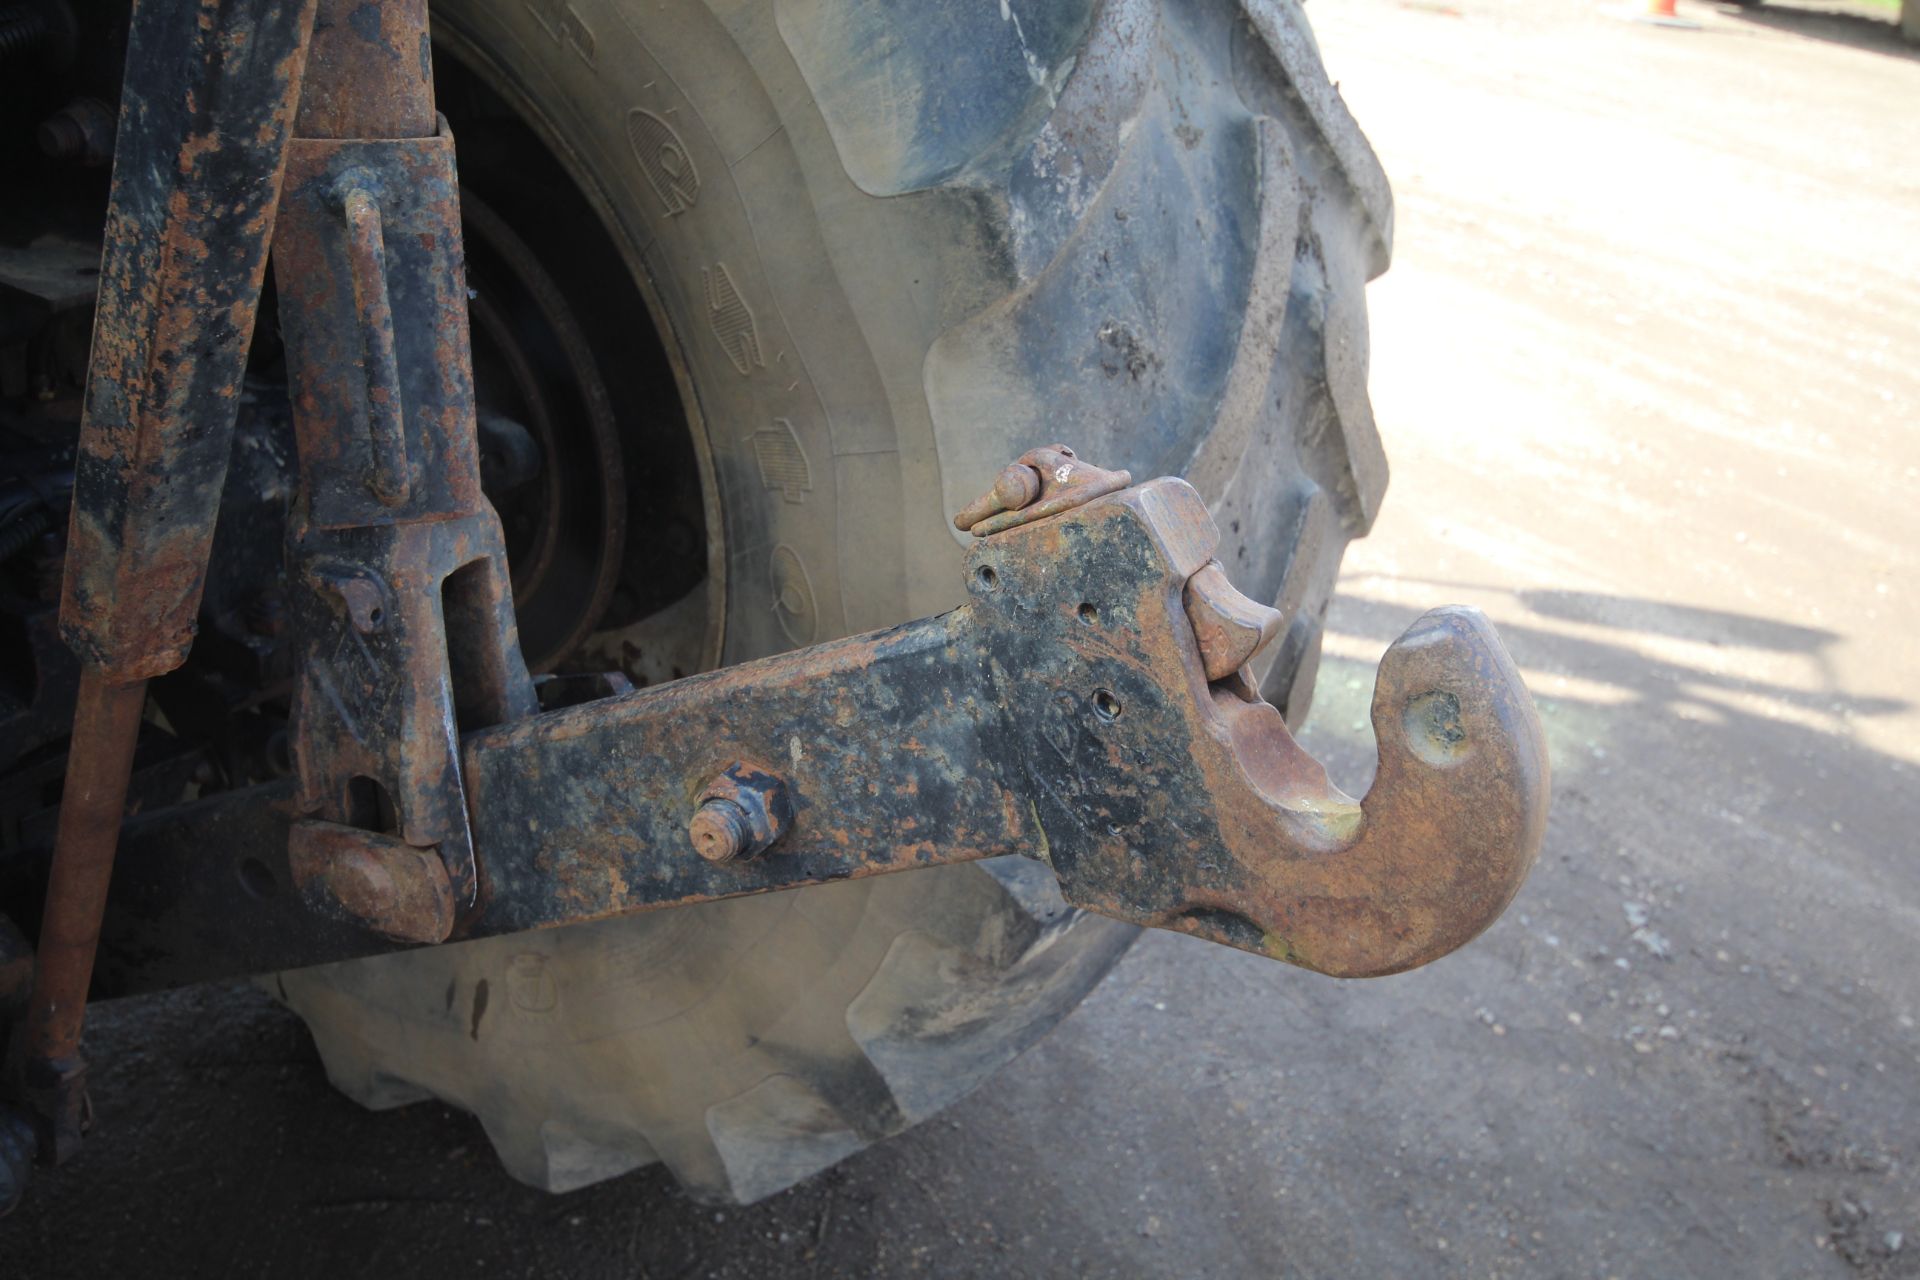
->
xmin=688 ymin=763 xmax=792 ymax=863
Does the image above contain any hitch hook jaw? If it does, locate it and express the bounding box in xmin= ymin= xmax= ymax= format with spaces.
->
xmin=965 ymin=475 xmax=1550 ymax=978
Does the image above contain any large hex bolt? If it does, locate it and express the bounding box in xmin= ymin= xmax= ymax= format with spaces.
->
xmin=688 ymin=762 xmax=793 ymax=863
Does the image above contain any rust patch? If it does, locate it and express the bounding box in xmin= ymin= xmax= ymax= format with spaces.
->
xmin=287 ymin=820 xmax=455 ymax=944
xmin=59 ymin=0 xmax=320 ymax=682
xmin=295 ymin=0 xmax=435 ymax=140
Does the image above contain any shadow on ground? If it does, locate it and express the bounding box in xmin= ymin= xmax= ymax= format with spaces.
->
xmin=1719 ymin=1 xmax=1919 ymax=60
xmin=2 ymin=584 xmax=1914 ymax=1279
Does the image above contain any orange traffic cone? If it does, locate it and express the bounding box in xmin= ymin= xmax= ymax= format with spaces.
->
xmin=1626 ymin=0 xmax=1699 ymax=27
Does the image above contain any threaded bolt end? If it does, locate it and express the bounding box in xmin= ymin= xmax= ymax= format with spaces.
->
xmin=0 ymin=7 xmax=49 ymax=61
xmin=689 ymin=799 xmax=752 ymax=863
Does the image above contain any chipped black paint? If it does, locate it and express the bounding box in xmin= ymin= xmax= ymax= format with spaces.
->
xmin=59 ymin=0 xmax=320 ymax=682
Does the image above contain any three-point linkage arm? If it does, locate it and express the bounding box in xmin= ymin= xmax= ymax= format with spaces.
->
xmin=79 ymin=456 xmax=1549 ymax=992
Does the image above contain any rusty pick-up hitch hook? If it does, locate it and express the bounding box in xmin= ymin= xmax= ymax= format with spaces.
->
xmin=964 ymin=473 xmax=1550 ymax=978
xmin=1176 ymin=603 xmax=1551 ymax=976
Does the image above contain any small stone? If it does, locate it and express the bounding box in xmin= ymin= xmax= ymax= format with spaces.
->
xmin=1632 ymin=1040 xmax=1654 ymax=1054
xmin=1567 ymin=1011 xmax=1583 ymax=1026
xmin=1614 ymin=957 xmax=1632 ymax=972
xmin=1887 ymin=1231 xmax=1904 ymax=1254
xmin=1631 ymin=927 xmax=1673 ymax=960
xmin=1623 ymin=902 xmax=1651 ymax=928
xmin=1658 ymin=1026 xmax=1680 ymax=1040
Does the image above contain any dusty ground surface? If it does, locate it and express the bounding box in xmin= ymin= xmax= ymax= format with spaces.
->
xmin=6 ymin=0 xmax=1919 ymax=1275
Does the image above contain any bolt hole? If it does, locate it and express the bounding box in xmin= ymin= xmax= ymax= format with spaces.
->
xmin=238 ymin=857 xmax=278 ymax=899
xmin=1077 ymin=602 xmax=1098 ymax=624
xmin=367 ymin=606 xmax=384 ymax=625
xmin=975 ymin=565 xmax=999 ymax=591
xmin=1092 ymin=689 xmax=1122 ymax=722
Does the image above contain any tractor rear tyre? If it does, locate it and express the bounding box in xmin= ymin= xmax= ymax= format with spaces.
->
xmin=277 ymin=0 xmax=1393 ymax=1204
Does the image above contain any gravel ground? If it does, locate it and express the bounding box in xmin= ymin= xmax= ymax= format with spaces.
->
xmin=6 ymin=0 xmax=1919 ymax=1275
